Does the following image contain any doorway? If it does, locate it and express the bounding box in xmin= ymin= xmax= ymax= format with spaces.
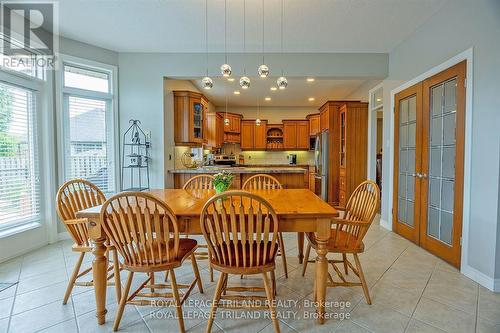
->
xmin=393 ymin=61 xmax=466 ymax=268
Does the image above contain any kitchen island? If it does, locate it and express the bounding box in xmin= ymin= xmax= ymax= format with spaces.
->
xmin=169 ymin=166 xmax=309 ymax=189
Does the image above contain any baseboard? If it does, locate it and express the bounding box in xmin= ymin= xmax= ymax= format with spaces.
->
xmin=461 ymin=264 xmax=500 ymax=292
xmin=379 ymin=218 xmax=392 ymax=231
xmin=57 ymin=231 xmax=71 ymax=241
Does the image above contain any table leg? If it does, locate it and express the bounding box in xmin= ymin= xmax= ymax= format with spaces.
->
xmin=315 ymin=218 xmax=330 ymax=324
xmin=92 ymin=236 xmax=108 ymax=325
xmin=297 ymin=232 xmax=304 ymax=264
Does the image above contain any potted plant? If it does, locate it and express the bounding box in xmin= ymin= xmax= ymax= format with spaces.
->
xmin=213 ymin=170 xmax=234 ymax=194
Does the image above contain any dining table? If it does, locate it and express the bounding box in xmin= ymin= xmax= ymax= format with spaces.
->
xmin=76 ymin=188 xmax=338 ymax=326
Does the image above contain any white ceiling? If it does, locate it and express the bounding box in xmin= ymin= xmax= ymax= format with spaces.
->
xmin=57 ymin=0 xmax=446 ymax=53
xmin=190 ymin=77 xmax=376 ymax=107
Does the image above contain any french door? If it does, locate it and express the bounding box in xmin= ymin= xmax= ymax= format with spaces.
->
xmin=393 ymin=61 xmax=466 ymax=268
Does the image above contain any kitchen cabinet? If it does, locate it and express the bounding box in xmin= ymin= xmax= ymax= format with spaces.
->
xmin=283 ymin=120 xmax=309 ymax=150
xmin=206 ymin=111 xmax=223 ymax=148
xmin=241 ymin=120 xmax=268 ymax=150
xmin=337 ymin=102 xmax=368 ymax=207
xmin=218 ymin=112 xmax=242 ymax=143
xmin=173 ymin=90 xmax=206 ymax=146
xmin=307 ymin=113 xmax=320 ymax=136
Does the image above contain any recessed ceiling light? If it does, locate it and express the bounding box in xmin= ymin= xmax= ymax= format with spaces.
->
xmin=265 ymin=97 xmax=271 ymax=101
xmin=306 ymin=78 xmax=315 ymax=82
xmin=376 ymin=98 xmax=382 ymax=102
xmin=227 ymin=77 xmax=235 ymax=82
xmin=308 ymin=97 xmax=315 ymax=102
xmin=233 ymin=91 xmax=240 ymax=95
xmin=270 ymin=87 xmax=277 ymax=91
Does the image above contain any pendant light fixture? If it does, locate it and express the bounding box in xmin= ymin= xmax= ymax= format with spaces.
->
xmin=276 ymin=0 xmax=287 ymax=90
xmin=202 ymin=0 xmax=213 ymax=89
xmin=224 ymin=93 xmax=230 ymax=126
xmin=257 ymin=0 xmax=269 ymax=78
xmin=220 ymin=0 xmax=232 ymax=77
xmin=239 ymin=0 xmax=250 ymax=89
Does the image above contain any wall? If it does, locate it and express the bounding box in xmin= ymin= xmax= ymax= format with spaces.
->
xmin=382 ymin=0 xmax=500 ymax=284
xmin=215 ymin=106 xmax=317 ymax=123
xmin=59 ymin=36 xmax=119 ymax=66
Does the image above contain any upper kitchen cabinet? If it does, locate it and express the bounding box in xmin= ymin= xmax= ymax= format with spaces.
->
xmin=206 ymin=111 xmax=223 ymax=148
xmin=219 ymin=112 xmax=242 ymax=143
xmin=307 ymin=113 xmax=320 ymax=136
xmin=241 ymin=120 xmax=268 ymax=150
xmin=283 ymin=120 xmax=309 ymax=150
xmin=173 ymin=90 xmax=207 ymax=146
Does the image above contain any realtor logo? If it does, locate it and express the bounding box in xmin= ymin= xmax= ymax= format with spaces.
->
xmin=1 ymin=1 xmax=58 ymax=70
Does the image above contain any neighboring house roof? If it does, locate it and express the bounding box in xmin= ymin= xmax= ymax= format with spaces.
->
xmin=70 ymin=108 xmax=106 ymax=142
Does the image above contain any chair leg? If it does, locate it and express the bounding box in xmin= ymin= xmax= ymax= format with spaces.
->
xmin=63 ymin=252 xmax=85 ymax=305
xmin=112 ymin=249 xmax=122 ymax=302
xmin=209 ymin=267 xmax=214 ymax=283
xmin=342 ymin=253 xmax=349 ymax=275
xmin=150 ymin=272 xmax=155 ymax=293
xmin=113 ymin=271 xmax=134 ymax=332
xmin=270 ymin=270 xmax=276 ymax=297
xmin=170 ymin=269 xmax=186 ymax=333
xmin=353 ymin=254 xmax=371 ymax=305
xmin=262 ymin=272 xmax=281 ymax=333
xmin=278 ymin=232 xmax=288 ymax=278
xmin=206 ymin=272 xmax=226 ymax=333
xmin=164 ymin=270 xmax=169 ymax=282
xmin=191 ymin=253 xmax=204 ymax=293
xmin=301 ymin=242 xmax=311 ymax=277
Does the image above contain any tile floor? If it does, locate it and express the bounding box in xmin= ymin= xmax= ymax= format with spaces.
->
xmin=1 ymin=218 xmax=499 ymax=333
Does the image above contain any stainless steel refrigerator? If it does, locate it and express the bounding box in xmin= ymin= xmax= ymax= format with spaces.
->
xmin=314 ymin=131 xmax=329 ymax=201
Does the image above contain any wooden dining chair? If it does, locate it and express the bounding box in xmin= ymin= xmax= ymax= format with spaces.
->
xmin=56 ymin=179 xmax=122 ymax=305
xmin=100 ymin=192 xmax=203 ymax=332
xmin=242 ymin=174 xmax=288 ymax=279
xmin=301 ymin=180 xmax=380 ymax=305
xmin=183 ymin=174 xmax=215 ymax=281
xmin=201 ymin=191 xmax=281 ymax=333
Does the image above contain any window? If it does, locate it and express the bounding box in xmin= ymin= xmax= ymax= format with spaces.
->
xmin=61 ymin=61 xmax=116 ymax=193
xmin=0 ymin=34 xmax=47 ymax=80
xmin=0 ymin=81 xmax=40 ymax=229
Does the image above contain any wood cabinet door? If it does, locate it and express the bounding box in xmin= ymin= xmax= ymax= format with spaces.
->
xmin=309 ymin=114 xmax=320 ymax=136
xmin=320 ymin=109 xmax=329 ymax=131
xmin=230 ymin=115 xmax=241 ymax=133
xmin=296 ymin=121 xmax=310 ymax=149
xmin=283 ymin=122 xmax=297 ymax=149
xmin=216 ymin=114 xmax=224 ymax=147
xmin=254 ymin=120 xmax=268 ymax=149
xmin=240 ymin=121 xmax=254 ymax=149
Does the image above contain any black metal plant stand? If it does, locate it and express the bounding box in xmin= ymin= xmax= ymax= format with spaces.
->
xmin=121 ymin=119 xmax=150 ymax=191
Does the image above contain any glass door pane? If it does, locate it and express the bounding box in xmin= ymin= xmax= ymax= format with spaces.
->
xmin=193 ymin=102 xmax=203 ymax=139
xmin=426 ymin=78 xmax=457 ymax=245
xmin=397 ymin=95 xmax=417 ymax=227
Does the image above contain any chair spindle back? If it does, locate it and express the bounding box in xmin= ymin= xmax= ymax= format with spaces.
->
xmin=242 ymin=174 xmax=282 ymax=190
xmin=100 ymin=192 xmax=181 ymax=268
xmin=56 ymin=179 xmax=106 ymax=247
xmin=200 ymin=191 xmax=280 ymax=268
xmin=183 ymin=174 xmax=215 ymax=190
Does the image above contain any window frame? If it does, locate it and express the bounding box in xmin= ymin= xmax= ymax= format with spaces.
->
xmin=55 ymin=54 xmax=119 ymax=196
xmin=0 ymin=63 xmax=56 ymax=242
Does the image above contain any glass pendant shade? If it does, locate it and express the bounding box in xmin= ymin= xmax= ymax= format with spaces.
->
xmin=239 ymin=76 xmax=251 ymax=89
xmin=224 ymin=118 xmax=230 ymax=126
xmin=202 ymin=76 xmax=213 ymax=89
xmin=277 ymin=76 xmax=288 ymax=89
xmin=255 ymin=118 xmax=261 ymax=126
xmin=220 ymin=64 xmax=232 ymax=77
xmin=258 ymin=64 xmax=269 ymax=78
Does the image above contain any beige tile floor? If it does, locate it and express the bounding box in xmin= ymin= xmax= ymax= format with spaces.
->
xmin=1 ymin=218 xmax=499 ymax=333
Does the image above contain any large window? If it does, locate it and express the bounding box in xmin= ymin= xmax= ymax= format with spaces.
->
xmin=61 ymin=61 xmax=116 ymax=193
xmin=0 ymin=81 xmax=40 ymax=229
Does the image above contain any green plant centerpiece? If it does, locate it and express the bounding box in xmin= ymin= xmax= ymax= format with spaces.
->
xmin=213 ymin=170 xmax=234 ymax=195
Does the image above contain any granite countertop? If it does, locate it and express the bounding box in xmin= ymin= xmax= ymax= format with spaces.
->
xmin=169 ymin=166 xmax=308 ymax=174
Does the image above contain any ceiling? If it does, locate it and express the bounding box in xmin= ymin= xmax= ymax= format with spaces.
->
xmin=190 ymin=77 xmax=376 ymax=107
xmin=57 ymin=0 xmax=446 ymax=53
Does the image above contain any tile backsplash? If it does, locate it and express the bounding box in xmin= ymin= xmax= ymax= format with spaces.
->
xmin=222 ymin=144 xmax=314 ymax=165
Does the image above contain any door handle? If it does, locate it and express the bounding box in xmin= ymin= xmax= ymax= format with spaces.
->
xmin=421 ymin=173 xmax=428 ymax=179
